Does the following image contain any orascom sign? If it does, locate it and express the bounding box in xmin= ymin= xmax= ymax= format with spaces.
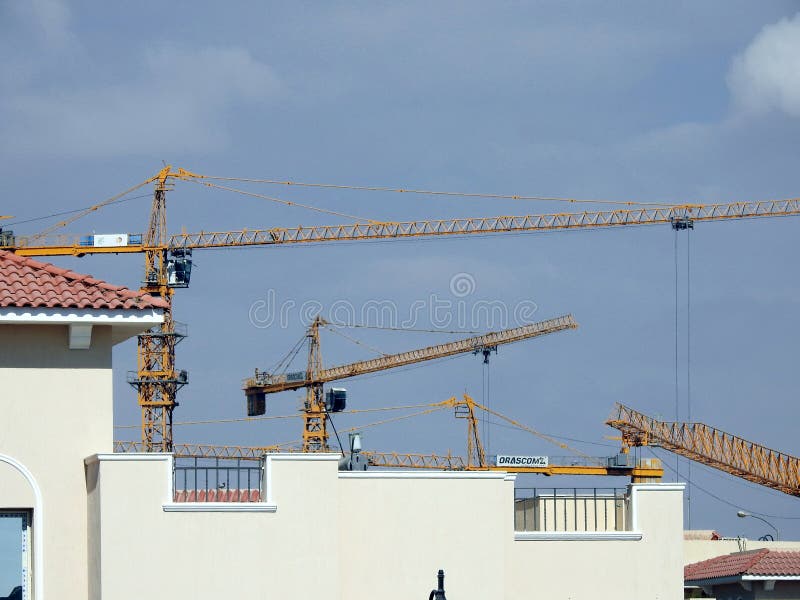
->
xmin=495 ymin=455 xmax=549 ymax=467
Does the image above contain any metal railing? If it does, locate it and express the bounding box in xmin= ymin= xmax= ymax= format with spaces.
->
xmin=514 ymin=487 xmax=628 ymax=532
xmin=173 ymin=457 xmax=264 ymax=502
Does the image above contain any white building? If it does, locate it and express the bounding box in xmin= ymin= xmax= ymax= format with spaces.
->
xmin=0 ymin=251 xmax=685 ymax=599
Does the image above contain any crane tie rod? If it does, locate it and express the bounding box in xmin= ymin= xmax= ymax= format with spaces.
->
xmin=195 ymin=175 xmax=675 ymax=207
xmin=184 ymin=178 xmax=380 ymax=223
xmin=31 ymin=176 xmax=154 ymax=239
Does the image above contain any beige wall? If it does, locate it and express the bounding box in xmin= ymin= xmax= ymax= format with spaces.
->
xmin=0 ymin=462 xmax=35 ymax=508
xmin=338 ymin=471 xmax=511 ymax=599
xmin=89 ymin=453 xmax=685 ymax=600
xmin=507 ymin=484 xmax=684 ymax=600
xmin=0 ymin=324 xmax=115 ymax=600
xmin=87 ymin=454 xmax=341 ymax=600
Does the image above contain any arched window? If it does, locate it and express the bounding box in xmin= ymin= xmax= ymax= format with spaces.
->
xmin=0 ymin=511 xmax=31 ymax=600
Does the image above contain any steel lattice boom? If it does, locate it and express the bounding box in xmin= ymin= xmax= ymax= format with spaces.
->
xmin=244 ymin=315 xmax=578 ymax=394
xmin=364 ymin=451 xmax=467 ymax=470
xmin=113 ymin=440 xmax=285 ymax=459
xmin=244 ymin=315 xmax=577 ymax=452
xmin=606 ymin=403 xmax=800 ymax=496
xmin=8 ymin=198 xmax=800 ymax=256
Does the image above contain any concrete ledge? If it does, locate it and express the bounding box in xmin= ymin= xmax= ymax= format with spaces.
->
xmin=85 ymin=453 xmax=171 ymax=465
xmin=162 ymin=502 xmax=277 ymax=513
xmin=514 ymin=531 xmax=643 ymax=541
xmin=267 ymin=453 xmax=341 ymax=462
xmin=630 ymin=483 xmax=685 ymax=492
xmin=339 ymin=471 xmax=508 ymax=480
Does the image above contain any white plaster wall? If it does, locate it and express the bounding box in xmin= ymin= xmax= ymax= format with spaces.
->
xmin=507 ymin=485 xmax=684 ymax=600
xmin=0 ymin=462 xmax=35 ymax=507
xmin=337 ymin=472 xmax=511 ymax=600
xmin=90 ymin=454 xmax=685 ymax=600
xmin=89 ymin=454 xmax=341 ymax=600
xmin=0 ymin=324 xmax=114 ymax=600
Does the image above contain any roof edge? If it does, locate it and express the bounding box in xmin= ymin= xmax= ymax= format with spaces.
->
xmin=0 ymin=307 xmax=164 ymax=325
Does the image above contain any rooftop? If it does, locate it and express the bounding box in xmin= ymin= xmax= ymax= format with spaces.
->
xmin=0 ymin=250 xmax=168 ymax=311
xmin=685 ymin=549 xmax=800 ymax=582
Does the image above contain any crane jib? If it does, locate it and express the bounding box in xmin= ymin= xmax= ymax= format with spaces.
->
xmin=606 ymin=403 xmax=800 ymax=497
xmin=244 ymin=314 xmax=577 ymax=394
xmin=7 ymin=197 xmax=800 ymax=256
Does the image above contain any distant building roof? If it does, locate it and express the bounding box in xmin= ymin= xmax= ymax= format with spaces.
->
xmin=0 ymin=250 xmax=168 ymax=311
xmin=685 ymin=549 xmax=800 ymax=582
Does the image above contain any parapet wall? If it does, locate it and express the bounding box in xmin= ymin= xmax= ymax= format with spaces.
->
xmin=86 ymin=453 xmax=684 ymax=600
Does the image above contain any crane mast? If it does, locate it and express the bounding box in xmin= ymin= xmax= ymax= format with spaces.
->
xmin=125 ymin=169 xmax=189 ymax=451
xmin=304 ymin=317 xmax=327 ymax=451
xmin=606 ymin=403 xmax=800 ymax=496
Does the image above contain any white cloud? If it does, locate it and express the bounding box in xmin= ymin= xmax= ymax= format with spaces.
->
xmin=0 ymin=10 xmax=283 ymax=158
xmin=728 ymin=12 xmax=800 ymax=118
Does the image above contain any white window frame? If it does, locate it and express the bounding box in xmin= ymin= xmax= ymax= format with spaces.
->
xmin=0 ymin=511 xmax=32 ymax=600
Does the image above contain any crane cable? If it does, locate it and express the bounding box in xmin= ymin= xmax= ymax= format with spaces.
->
xmin=344 ymin=323 xmax=483 ymax=334
xmin=4 ymin=193 xmax=152 ymax=228
xmin=222 ymin=406 xmax=456 ymax=452
xmin=476 ymin=402 xmax=591 ymax=458
xmin=264 ymin=332 xmax=308 ymax=377
xmin=674 ymin=229 xmax=680 ymax=484
xmin=31 ymin=176 xmax=155 ymax=239
xmin=184 ymin=178 xmax=380 ymax=223
xmin=337 ymin=405 xmax=451 ymax=435
xmin=324 ymin=324 xmax=388 ymax=357
xmin=113 ymin=401 xmax=445 ymax=429
xmin=686 ymin=226 xmax=693 ymax=528
xmin=197 ymin=175 xmax=675 ymax=207
xmin=649 ymin=448 xmax=800 ymax=521
xmin=673 ymin=225 xmax=694 ymax=526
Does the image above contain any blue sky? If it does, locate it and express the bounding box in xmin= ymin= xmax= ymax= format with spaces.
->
xmin=2 ymin=2 xmax=800 ymax=539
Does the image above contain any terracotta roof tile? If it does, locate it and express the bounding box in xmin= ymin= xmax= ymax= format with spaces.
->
xmin=685 ymin=549 xmax=800 ymax=581
xmin=0 ymin=251 xmax=169 ymax=311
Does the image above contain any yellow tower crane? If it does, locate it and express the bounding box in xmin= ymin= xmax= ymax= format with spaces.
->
xmin=362 ymin=394 xmax=663 ymax=481
xmin=243 ymin=315 xmax=578 ymax=451
xmin=4 ymin=166 xmax=800 ymax=450
xmin=606 ymin=403 xmax=800 ymax=496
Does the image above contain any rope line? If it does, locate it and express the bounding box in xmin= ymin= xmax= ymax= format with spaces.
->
xmin=651 ymin=448 xmax=800 ymax=520
xmin=336 ymin=323 xmax=484 ymax=334
xmin=197 ymin=175 xmax=674 ymax=207
xmin=31 ymin=177 xmax=154 ymax=239
xmin=324 ymin=324 xmax=388 ymax=357
xmin=185 ymin=178 xmax=379 ymax=223
xmin=113 ymin=402 xmax=443 ymax=429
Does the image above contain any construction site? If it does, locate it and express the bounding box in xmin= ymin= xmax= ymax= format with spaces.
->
xmin=2 ymin=4 xmax=800 ymax=600
xmin=0 ymin=164 xmax=798 ymax=599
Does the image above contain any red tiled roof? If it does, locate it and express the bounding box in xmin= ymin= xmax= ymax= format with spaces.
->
xmin=0 ymin=251 xmax=169 ymax=310
xmin=173 ymin=489 xmax=262 ymax=503
xmin=685 ymin=549 xmax=800 ymax=581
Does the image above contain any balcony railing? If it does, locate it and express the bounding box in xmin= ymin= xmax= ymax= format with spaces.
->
xmin=173 ymin=457 xmax=263 ymax=503
xmin=514 ymin=487 xmax=628 ymax=532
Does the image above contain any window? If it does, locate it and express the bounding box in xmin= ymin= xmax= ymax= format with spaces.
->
xmin=0 ymin=512 xmax=31 ymax=600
